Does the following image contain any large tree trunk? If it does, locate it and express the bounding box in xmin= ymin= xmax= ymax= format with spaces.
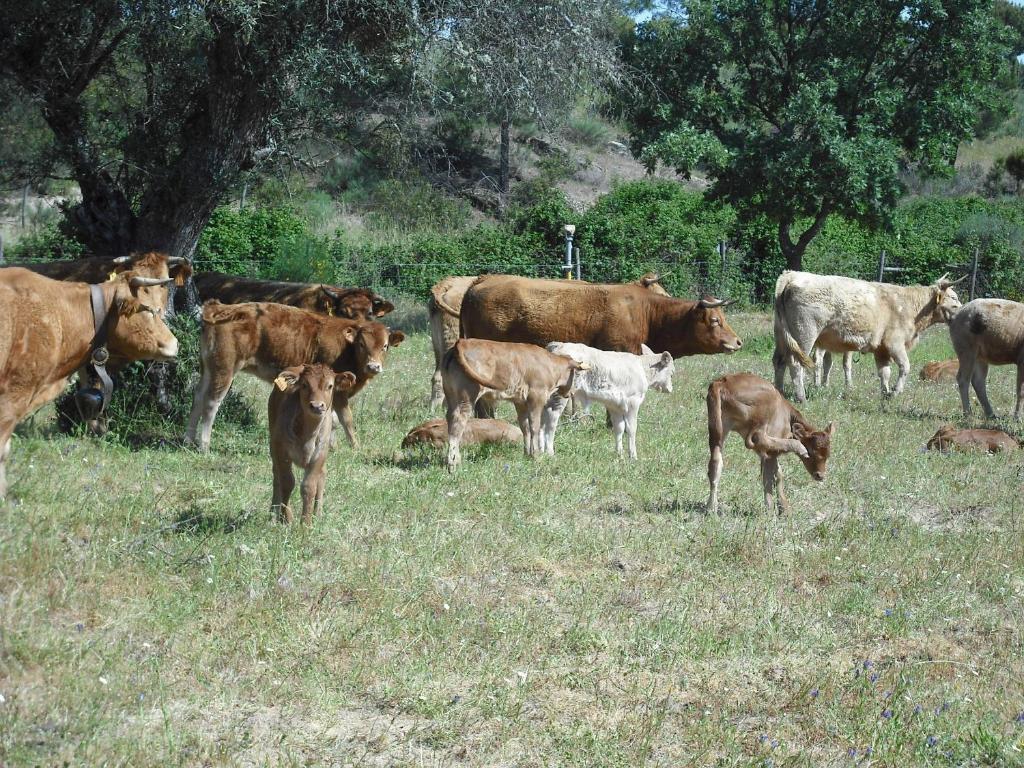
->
xmin=778 ymin=206 xmax=833 ymax=271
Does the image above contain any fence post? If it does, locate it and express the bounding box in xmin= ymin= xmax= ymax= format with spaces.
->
xmin=239 ymin=183 xmax=248 ymax=212
xmin=718 ymin=240 xmax=727 ymax=296
xmin=562 ymin=224 xmax=575 ymax=279
xmin=970 ymin=247 xmax=979 ymax=302
xmin=877 ymin=250 xmax=886 ymax=282
xmin=573 ymin=246 xmax=581 ymax=281
xmin=21 ymin=183 xmax=29 ymax=228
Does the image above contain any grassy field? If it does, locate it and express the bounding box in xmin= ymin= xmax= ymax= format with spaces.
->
xmin=2 ymin=312 xmax=1024 ymax=767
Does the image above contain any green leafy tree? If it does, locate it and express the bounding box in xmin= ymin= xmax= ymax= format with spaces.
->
xmin=624 ymin=0 xmax=1009 ymax=270
xmin=0 ymin=1 xmax=418 ymax=258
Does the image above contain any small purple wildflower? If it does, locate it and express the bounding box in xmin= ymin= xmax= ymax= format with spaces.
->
xmin=863 ymin=660 xmax=873 ymax=670
xmin=869 ymin=673 xmax=879 ymax=683
xmin=810 ymin=688 xmax=820 ymax=699
xmin=883 ymin=608 xmax=894 ymax=617
xmin=926 ymin=735 xmax=938 ymax=748
xmin=883 ymin=690 xmax=892 ymax=699
xmin=1015 ymin=710 xmax=1024 ymax=724
xmin=941 ymin=701 xmax=951 ymax=712
xmin=914 ymin=705 xmax=923 ymax=715
xmin=864 ymin=747 xmax=873 ymax=756
xmin=847 ymin=748 xmax=857 ymax=757
xmin=770 ymin=739 xmax=779 ymax=749
xmin=881 ymin=709 xmax=893 ymax=720
xmin=759 ymin=734 xmax=769 ymax=744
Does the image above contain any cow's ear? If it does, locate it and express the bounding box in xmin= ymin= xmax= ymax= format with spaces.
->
xmin=659 ymin=351 xmax=673 ymax=367
xmin=791 ymin=422 xmax=807 ymax=439
xmin=388 ymin=330 xmax=406 ymax=347
xmin=641 ymin=343 xmax=655 ymax=355
xmin=335 ymin=371 xmax=357 ymax=391
xmin=373 ymin=299 xmax=395 ymax=317
xmin=342 ymin=326 xmax=357 ymax=343
xmin=274 ymin=367 xmax=303 ymax=392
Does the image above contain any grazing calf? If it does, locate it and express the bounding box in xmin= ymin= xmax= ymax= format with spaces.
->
xmin=442 ymin=339 xmax=585 ymax=471
xmin=920 ymin=358 xmax=959 ymax=383
xmin=186 ymin=300 xmax=403 ymax=451
xmin=949 ymin=298 xmax=1024 ymax=420
xmin=706 ymin=373 xmax=834 ymax=514
xmin=401 ymin=418 xmax=522 ymax=449
xmin=269 ymin=365 xmax=356 ymax=523
xmin=926 ymin=424 xmax=1018 ymax=453
xmin=541 ymin=342 xmax=675 ymax=458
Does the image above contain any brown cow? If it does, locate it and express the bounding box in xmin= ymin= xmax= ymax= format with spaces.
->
xmin=706 ymin=373 xmax=834 ymax=515
xmin=926 ymin=424 xmax=1018 ymax=453
xmin=950 ymin=298 xmax=1024 ymax=420
xmin=14 ymin=251 xmax=193 ymax=294
xmin=427 ymin=272 xmax=673 ymax=410
xmin=194 ymin=272 xmax=393 ymax=320
xmin=442 ymin=339 xmax=585 ymax=471
xmin=185 ymin=301 xmax=403 ymax=451
xmin=401 ymin=418 xmax=523 ymax=449
xmin=919 ymin=359 xmax=959 ymax=383
xmin=459 ymin=275 xmax=741 ymax=359
xmin=0 ymin=268 xmax=178 ymax=499
xmin=269 ymin=365 xmax=357 ymax=524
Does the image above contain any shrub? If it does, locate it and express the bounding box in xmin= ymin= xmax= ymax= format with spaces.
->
xmin=507 ymin=183 xmax=578 ymax=253
xmin=195 ymin=206 xmax=306 ymax=274
xmin=366 ymin=179 xmax=472 ymax=234
xmin=564 ymin=114 xmax=613 ymax=148
xmin=4 ymin=223 xmax=86 ymax=262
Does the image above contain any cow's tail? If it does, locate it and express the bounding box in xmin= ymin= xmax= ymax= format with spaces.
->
xmin=200 ymin=299 xmax=251 ymax=326
xmin=448 ymin=342 xmax=505 ymax=391
xmin=706 ymin=379 xmax=725 ymax=450
xmin=430 ymin=282 xmax=461 ymax=318
xmin=772 ymin=284 xmax=814 ymax=370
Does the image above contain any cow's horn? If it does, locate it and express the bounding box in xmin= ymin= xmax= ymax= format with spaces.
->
xmin=166 ymin=256 xmax=190 ymax=265
xmin=698 ymin=297 xmax=733 ymax=308
xmin=129 ymin=276 xmax=175 ymax=288
xmin=111 ymin=256 xmax=133 ymax=265
xmin=641 ymin=273 xmax=661 ymax=286
xmin=320 ymin=285 xmax=341 ymax=298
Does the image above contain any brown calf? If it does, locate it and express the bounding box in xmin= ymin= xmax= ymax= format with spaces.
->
xmin=706 ymin=373 xmax=834 ymax=514
xmin=926 ymin=425 xmax=1018 ymax=453
xmin=442 ymin=339 xmax=584 ymax=471
xmin=401 ymin=418 xmax=523 ymax=449
xmin=194 ymin=272 xmax=393 ymax=320
xmin=919 ymin=359 xmax=959 ymax=383
xmin=269 ymin=365 xmax=357 ymax=523
xmin=185 ymin=300 xmax=403 ymax=451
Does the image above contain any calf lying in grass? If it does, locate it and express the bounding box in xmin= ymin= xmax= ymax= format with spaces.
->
xmin=541 ymin=342 xmax=675 ymax=458
xmin=919 ymin=359 xmax=959 ymax=383
xmin=707 ymin=373 xmax=834 ymax=515
xmin=402 ymin=418 xmax=522 ymax=449
xmin=269 ymin=364 xmax=356 ymax=524
xmin=442 ymin=338 xmax=585 ymax=471
xmin=926 ymin=425 xmax=1018 ymax=453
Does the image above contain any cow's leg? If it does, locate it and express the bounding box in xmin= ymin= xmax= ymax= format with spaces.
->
xmin=446 ymin=397 xmax=473 ymax=472
xmin=624 ymin=402 xmax=640 ymax=460
xmin=747 ymin=428 xmax=808 ymax=458
xmin=1015 ymin=363 xmax=1024 ymax=421
xmin=300 ymin=466 xmax=322 ymax=525
xmin=706 ymin=385 xmax=726 ymax=514
xmin=790 ymin=359 xmax=807 ymax=402
xmin=188 ymin=367 xmax=234 ymax=452
xmin=761 ymin=456 xmax=780 ymax=514
xmin=843 ymin=352 xmax=854 ymax=387
xmin=956 ymin=351 xmax=976 ymax=417
xmin=874 ymin=351 xmax=893 ymax=397
xmin=429 ymin=336 xmax=446 ymax=412
xmin=972 ymin=361 xmax=996 ymax=419
xmin=815 ymin=350 xmax=830 ymax=387
xmin=774 ymin=461 xmax=788 ymax=513
xmin=512 ymin=401 xmax=532 ymax=456
xmin=271 ymin=453 xmax=295 ymax=524
xmin=0 ymin=421 xmax=14 ymax=501
xmin=891 ymin=347 xmax=911 ymax=396
xmin=527 ymin=396 xmax=547 ymax=457
xmin=332 ymin=395 xmax=359 ymax=449
xmin=541 ymin=394 xmax=569 ymax=455
xmin=610 ymin=409 xmax=626 ymax=456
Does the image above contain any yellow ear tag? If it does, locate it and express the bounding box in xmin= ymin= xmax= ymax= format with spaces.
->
xmin=107 ymin=271 xmax=118 ymax=282
xmin=273 ymin=375 xmax=290 ymax=391
xmin=327 ymin=305 xmax=334 ymax=317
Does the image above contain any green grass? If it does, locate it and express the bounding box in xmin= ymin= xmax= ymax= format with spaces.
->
xmin=2 ymin=313 xmax=1024 ymax=766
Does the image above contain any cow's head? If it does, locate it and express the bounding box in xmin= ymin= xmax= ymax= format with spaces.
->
xmin=638 ymin=272 xmax=670 ymax=296
xmin=646 ymin=350 xmax=675 ymax=393
xmin=792 ymin=421 xmax=835 ymax=482
xmin=107 ymin=274 xmax=179 ymax=361
xmin=345 ymin=323 xmax=405 ymax=378
xmin=319 ymin=286 xmax=395 ymax=320
xmin=691 ymin=297 xmax=743 ymax=354
xmin=275 ymin=364 xmax=356 ymax=416
xmin=555 ymin=359 xmax=590 ymax=397
xmin=931 ymin=274 xmax=965 ymax=322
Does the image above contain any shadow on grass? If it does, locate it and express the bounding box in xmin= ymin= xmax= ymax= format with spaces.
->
xmin=172 ymin=504 xmax=258 ymax=536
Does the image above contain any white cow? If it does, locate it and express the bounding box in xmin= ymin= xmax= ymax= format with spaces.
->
xmin=540 ymin=342 xmax=675 ymax=458
xmin=773 ymin=270 xmax=962 ymax=401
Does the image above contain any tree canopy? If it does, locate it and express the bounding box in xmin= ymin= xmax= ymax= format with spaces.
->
xmin=624 ymin=0 xmax=1010 ymax=269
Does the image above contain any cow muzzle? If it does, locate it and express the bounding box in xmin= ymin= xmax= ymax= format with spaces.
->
xmin=813 ymin=471 xmax=826 ymax=482
xmin=366 ymin=361 xmax=383 ymax=374
xmin=309 ymin=401 xmax=327 ymax=415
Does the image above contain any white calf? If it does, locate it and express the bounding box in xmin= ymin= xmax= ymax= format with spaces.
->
xmin=541 ymin=342 xmax=675 ymax=458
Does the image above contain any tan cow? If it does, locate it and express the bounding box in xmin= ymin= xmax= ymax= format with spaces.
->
xmin=773 ymin=270 xmax=962 ymax=401
xmin=401 ymin=418 xmax=523 ymax=449
xmin=15 ymin=251 xmax=193 ymax=295
xmin=442 ymin=338 xmax=585 ymax=471
xmin=0 ymin=268 xmax=178 ymax=499
xmin=185 ymin=300 xmax=404 ymax=451
xmin=706 ymin=373 xmax=834 ymax=515
xmin=427 ymin=272 xmax=672 ymax=410
xmin=919 ymin=359 xmax=959 ymax=383
xmin=194 ymin=272 xmax=393 ymax=320
xmin=949 ymin=298 xmax=1024 ymax=420
xmin=269 ymin=365 xmax=357 ymax=524
xmin=926 ymin=424 xmax=1018 ymax=453
xmin=460 ymin=275 xmax=740 ymax=356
